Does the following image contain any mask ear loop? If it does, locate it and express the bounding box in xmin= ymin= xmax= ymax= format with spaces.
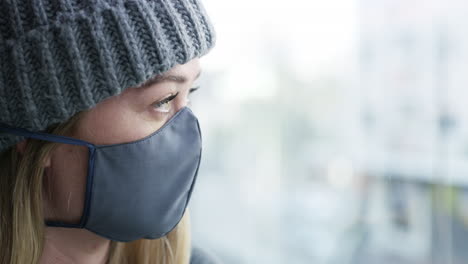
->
xmin=0 ymin=123 xmax=94 ymax=148
xmin=0 ymin=123 xmax=97 ymax=229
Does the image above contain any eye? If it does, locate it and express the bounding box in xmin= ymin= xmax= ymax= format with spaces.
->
xmin=151 ymin=86 xmax=201 ymax=114
xmin=186 ymin=86 xmax=200 ymax=106
xmin=152 ymin=92 xmax=179 ymax=113
xmin=189 ymin=86 xmax=200 ymax=93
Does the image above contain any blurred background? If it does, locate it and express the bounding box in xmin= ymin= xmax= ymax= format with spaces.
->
xmin=188 ymin=0 xmax=468 ymax=263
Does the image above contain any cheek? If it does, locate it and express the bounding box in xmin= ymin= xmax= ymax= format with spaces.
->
xmin=80 ymin=105 xmax=167 ymax=145
xmin=43 ymin=144 xmax=89 ymax=224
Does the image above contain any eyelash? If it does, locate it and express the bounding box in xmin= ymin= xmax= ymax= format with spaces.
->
xmin=151 ymin=86 xmax=200 ymax=109
xmin=152 ymin=92 xmax=179 ymax=109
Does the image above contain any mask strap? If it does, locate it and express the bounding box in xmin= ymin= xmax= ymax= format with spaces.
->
xmin=0 ymin=123 xmax=97 ymax=229
xmin=0 ymin=123 xmax=94 ymax=149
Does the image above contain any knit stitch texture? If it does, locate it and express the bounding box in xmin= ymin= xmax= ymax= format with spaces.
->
xmin=0 ymin=0 xmax=215 ymax=153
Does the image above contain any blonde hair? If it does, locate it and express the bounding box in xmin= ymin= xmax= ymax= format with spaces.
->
xmin=0 ymin=111 xmax=192 ymax=264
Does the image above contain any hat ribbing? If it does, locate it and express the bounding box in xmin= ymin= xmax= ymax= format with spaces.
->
xmin=0 ymin=0 xmax=215 ymax=153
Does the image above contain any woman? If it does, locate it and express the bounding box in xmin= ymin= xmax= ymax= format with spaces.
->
xmin=0 ymin=0 xmax=218 ymax=263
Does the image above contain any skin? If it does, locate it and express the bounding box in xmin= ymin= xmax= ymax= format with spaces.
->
xmin=16 ymin=58 xmax=202 ymax=264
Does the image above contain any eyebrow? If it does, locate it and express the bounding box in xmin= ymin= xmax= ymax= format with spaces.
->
xmin=138 ymin=69 xmax=202 ymax=89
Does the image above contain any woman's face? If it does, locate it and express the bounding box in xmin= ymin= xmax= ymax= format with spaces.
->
xmin=40 ymin=58 xmax=202 ymax=224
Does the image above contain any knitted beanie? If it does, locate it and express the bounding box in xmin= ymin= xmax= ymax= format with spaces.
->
xmin=0 ymin=0 xmax=216 ymax=154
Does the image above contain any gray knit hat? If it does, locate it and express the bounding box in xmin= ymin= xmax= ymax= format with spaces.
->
xmin=0 ymin=0 xmax=216 ymax=154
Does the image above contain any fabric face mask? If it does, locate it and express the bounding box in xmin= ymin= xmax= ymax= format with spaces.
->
xmin=0 ymin=107 xmax=202 ymax=242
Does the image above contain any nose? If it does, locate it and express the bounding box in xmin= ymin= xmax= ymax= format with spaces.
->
xmin=173 ymin=88 xmax=191 ymax=113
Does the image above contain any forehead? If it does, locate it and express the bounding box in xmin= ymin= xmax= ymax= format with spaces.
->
xmin=137 ymin=59 xmax=202 ymax=89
